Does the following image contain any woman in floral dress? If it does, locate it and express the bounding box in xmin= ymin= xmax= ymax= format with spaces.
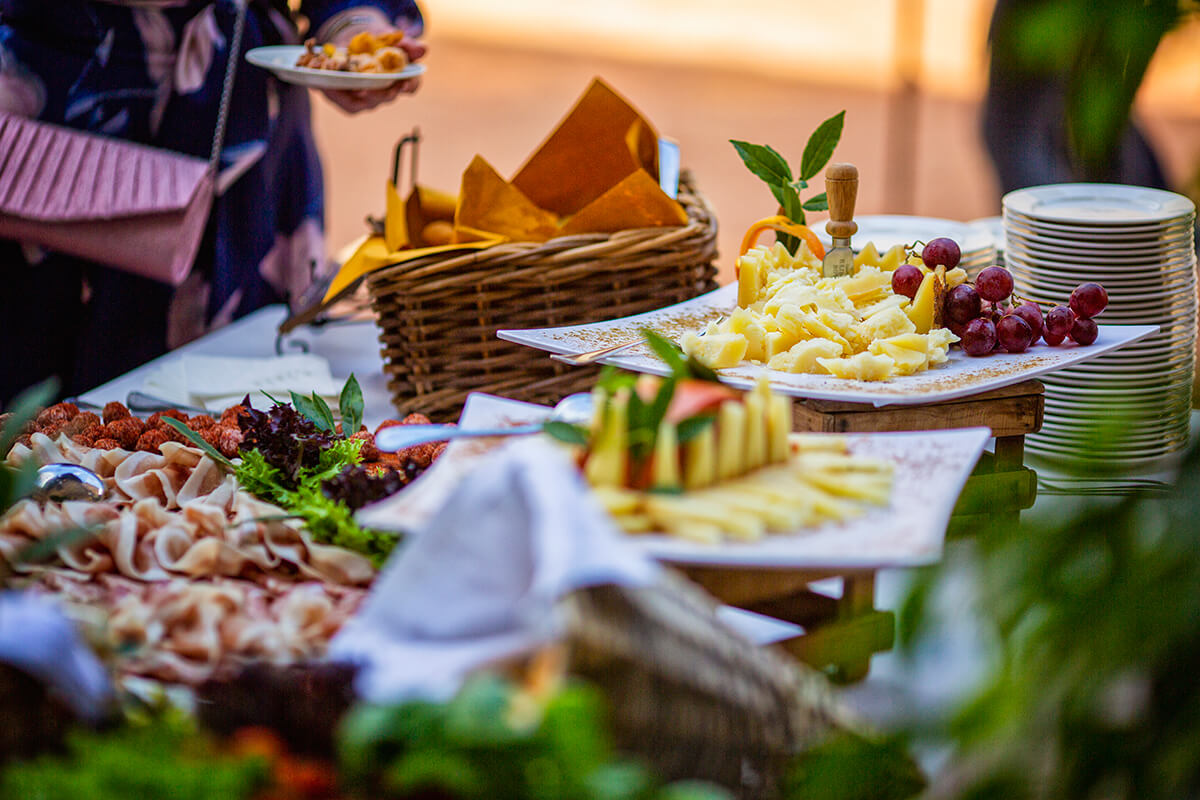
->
xmin=0 ymin=0 xmax=424 ymax=405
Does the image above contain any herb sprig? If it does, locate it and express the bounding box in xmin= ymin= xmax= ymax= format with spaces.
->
xmin=731 ymin=110 xmax=845 ymax=252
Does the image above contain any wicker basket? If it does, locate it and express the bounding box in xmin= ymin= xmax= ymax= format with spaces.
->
xmin=561 ymin=571 xmax=852 ymax=799
xmin=365 ymin=171 xmax=719 ymax=421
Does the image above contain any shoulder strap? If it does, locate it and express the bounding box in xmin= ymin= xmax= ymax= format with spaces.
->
xmin=209 ymin=0 xmax=248 ymax=173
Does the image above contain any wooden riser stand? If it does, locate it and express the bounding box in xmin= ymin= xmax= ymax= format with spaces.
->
xmin=687 ymin=380 xmax=1045 ymax=683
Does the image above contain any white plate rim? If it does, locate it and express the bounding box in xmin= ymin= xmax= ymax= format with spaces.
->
xmin=245 ymin=45 xmax=425 ymax=88
xmin=1003 ymin=184 xmax=1195 ymax=225
xmin=1004 ymin=214 xmax=1195 ymax=237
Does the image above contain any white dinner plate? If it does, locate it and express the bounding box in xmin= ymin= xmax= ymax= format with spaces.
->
xmin=1005 ymin=251 xmax=1197 ymax=274
xmin=498 ymin=283 xmax=1159 ymax=407
xmin=1005 ymin=246 xmax=1195 ymax=269
xmin=1003 ymin=184 xmax=1196 ymax=225
xmin=1038 ymin=414 xmax=1191 ymax=437
xmin=1027 ymin=445 xmax=1188 ymax=472
xmin=1044 ymin=379 xmax=1187 ymax=397
xmin=1045 ymin=365 xmax=1193 ymax=387
xmin=1005 ymin=240 xmax=1195 ymax=265
xmin=1043 ymin=401 xmax=1192 ymax=422
xmin=1004 ymin=212 xmax=1194 ymax=238
xmin=357 ymin=392 xmax=991 ymax=570
xmin=245 ymin=45 xmax=425 ymax=90
xmin=1003 ymin=224 xmax=1190 ymax=248
xmin=1008 ymin=266 xmax=1195 ymax=286
xmin=1036 ymin=425 xmax=1190 ymax=448
xmin=1032 ymin=425 xmax=1189 ymax=450
xmin=1013 ymin=280 xmax=1196 ymax=306
xmin=1004 ymin=228 xmax=1195 ymax=254
xmin=818 ymin=214 xmax=994 ymax=257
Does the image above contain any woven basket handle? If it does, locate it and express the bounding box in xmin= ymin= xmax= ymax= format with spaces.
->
xmin=391 ymin=127 xmax=420 ymax=190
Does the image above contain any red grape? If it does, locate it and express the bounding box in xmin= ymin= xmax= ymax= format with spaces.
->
xmin=997 ymin=313 xmax=1033 ymax=353
xmin=1011 ymin=302 xmax=1045 ymax=343
xmin=1043 ymin=330 xmax=1067 ymax=346
xmin=947 ymin=319 xmax=967 ymax=339
xmin=891 ymin=264 xmax=924 ymax=300
xmin=922 ymin=237 xmax=962 ymax=269
xmin=1045 ymin=304 xmax=1075 ymax=337
xmin=1069 ymin=282 xmax=1109 ymax=319
xmin=975 ymin=266 xmax=1014 ymax=303
xmin=1070 ymin=316 xmax=1099 ymax=346
xmin=945 ymin=284 xmax=982 ymax=325
xmin=961 ymin=318 xmax=998 ymax=356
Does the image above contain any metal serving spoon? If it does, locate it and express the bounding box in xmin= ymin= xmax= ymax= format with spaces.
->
xmin=375 ymin=392 xmax=594 ymax=453
xmin=33 ymin=463 xmax=106 ymax=503
xmin=65 ymin=393 xmax=213 ymax=417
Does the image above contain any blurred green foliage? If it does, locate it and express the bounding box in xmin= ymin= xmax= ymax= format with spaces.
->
xmin=0 ymin=710 xmax=267 ymax=800
xmin=881 ymin=429 xmax=1200 ymax=800
xmin=338 ymin=674 xmax=732 ymax=800
xmin=0 ymin=378 xmax=56 ymax=516
xmin=991 ymin=0 xmax=1196 ymax=179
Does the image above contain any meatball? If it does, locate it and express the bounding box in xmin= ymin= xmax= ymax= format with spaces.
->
xmin=102 ymin=402 xmax=132 ymax=425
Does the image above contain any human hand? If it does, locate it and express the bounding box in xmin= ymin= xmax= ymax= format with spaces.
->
xmin=319 ymin=38 xmax=425 ymax=115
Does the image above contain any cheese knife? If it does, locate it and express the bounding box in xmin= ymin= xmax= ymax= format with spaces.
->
xmin=821 ymin=162 xmax=859 ymax=278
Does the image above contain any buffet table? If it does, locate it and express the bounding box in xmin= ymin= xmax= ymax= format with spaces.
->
xmin=74 ymin=304 xmax=1191 ymax=675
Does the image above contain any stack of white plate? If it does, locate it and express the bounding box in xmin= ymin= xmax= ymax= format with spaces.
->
xmin=1002 ymin=183 xmax=1197 ymax=470
xmin=823 ymin=215 xmax=997 ymax=274
xmin=968 ymin=216 xmax=1005 ymax=269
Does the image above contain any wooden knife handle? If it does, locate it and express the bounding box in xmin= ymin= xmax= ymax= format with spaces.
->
xmin=825 ymin=162 xmax=859 ymax=240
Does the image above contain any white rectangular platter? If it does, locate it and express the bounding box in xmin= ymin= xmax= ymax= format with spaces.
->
xmin=498 ymin=284 xmax=1159 ymax=407
xmin=358 ymin=392 xmax=992 ymax=570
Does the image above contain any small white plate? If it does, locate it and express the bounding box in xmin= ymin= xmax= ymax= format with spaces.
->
xmin=358 ymin=392 xmax=991 ymax=570
xmin=245 ymin=45 xmax=425 ymax=90
xmin=1003 ymin=184 xmax=1196 ymax=225
xmin=498 ymin=284 xmax=1160 ymax=407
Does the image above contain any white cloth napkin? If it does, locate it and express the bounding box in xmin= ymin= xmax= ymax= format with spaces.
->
xmin=329 ymin=437 xmax=660 ymax=703
xmin=142 ymin=353 xmax=345 ymax=412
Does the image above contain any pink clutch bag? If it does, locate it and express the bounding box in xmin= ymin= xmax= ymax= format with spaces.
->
xmin=0 ymin=112 xmax=214 ymax=286
xmin=0 ymin=2 xmax=245 ymax=286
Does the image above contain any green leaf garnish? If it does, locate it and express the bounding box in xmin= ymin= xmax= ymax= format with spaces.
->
xmin=641 ymin=328 xmax=690 ymax=379
xmin=799 ymin=110 xmax=846 ymax=181
xmin=802 ymin=192 xmax=829 ymax=212
xmin=290 ymin=391 xmax=334 ymax=432
xmin=731 ymin=111 xmax=845 ymax=243
xmin=311 ymin=392 xmax=338 ymax=432
xmin=596 ymin=365 xmax=636 ymax=395
xmin=676 ymin=414 xmax=716 ymax=443
xmin=729 ymin=140 xmax=793 ymax=186
xmin=542 ymin=420 xmax=588 ymax=446
xmin=0 ymin=378 xmax=57 ymax=460
xmin=161 ymin=417 xmax=235 ymax=469
xmin=339 ymin=373 xmax=365 ymax=436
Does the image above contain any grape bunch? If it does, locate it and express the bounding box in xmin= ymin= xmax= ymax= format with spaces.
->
xmin=893 ymin=237 xmax=1110 ymax=357
xmin=947 ymin=265 xmax=1108 ymax=356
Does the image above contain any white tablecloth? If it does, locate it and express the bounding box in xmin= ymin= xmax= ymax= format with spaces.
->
xmin=79 ymin=306 xmax=399 ymax=430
